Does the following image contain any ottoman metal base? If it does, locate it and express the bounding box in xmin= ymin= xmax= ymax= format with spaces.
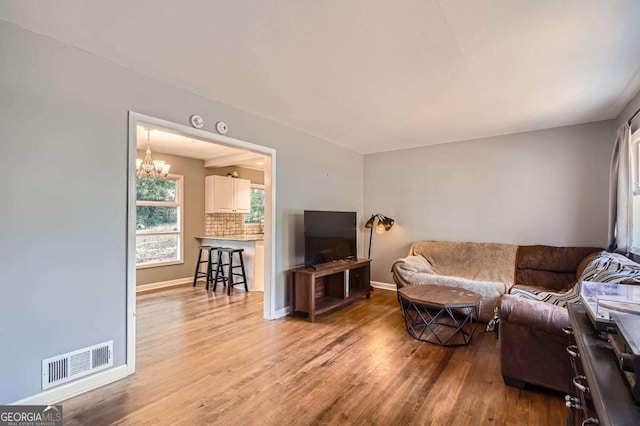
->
xmin=398 ymin=285 xmax=481 ymax=346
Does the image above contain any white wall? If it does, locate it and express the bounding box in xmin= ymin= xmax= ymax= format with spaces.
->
xmin=364 ymin=121 xmax=614 ymax=283
xmin=0 ymin=21 xmax=363 ymax=403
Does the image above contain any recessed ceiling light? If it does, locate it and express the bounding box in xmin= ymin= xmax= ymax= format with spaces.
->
xmin=257 ymin=161 xmax=264 ymax=166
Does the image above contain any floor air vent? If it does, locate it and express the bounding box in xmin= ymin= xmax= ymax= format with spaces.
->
xmin=42 ymin=341 xmax=113 ymax=390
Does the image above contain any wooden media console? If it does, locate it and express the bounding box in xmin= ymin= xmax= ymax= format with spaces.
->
xmin=290 ymin=259 xmax=371 ymax=322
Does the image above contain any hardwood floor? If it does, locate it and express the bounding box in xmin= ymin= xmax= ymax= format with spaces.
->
xmin=61 ymin=286 xmax=566 ymax=425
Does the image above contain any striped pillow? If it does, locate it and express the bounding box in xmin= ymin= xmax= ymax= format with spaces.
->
xmin=579 ymin=251 xmax=640 ymax=284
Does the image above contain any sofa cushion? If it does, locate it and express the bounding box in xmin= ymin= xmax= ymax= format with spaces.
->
xmin=515 ymin=245 xmax=602 ymax=291
xmin=514 ymin=269 xmax=576 ymax=291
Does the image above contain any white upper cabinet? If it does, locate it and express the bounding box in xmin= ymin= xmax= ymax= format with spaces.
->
xmin=212 ymin=175 xmax=234 ymax=212
xmin=205 ymin=176 xmax=251 ymax=213
xmin=233 ymin=178 xmax=251 ymax=214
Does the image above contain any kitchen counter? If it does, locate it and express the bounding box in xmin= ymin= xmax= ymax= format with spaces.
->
xmin=195 ymin=234 xmax=264 ymax=242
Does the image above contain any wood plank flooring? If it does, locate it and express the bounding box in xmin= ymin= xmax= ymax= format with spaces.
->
xmin=61 ymin=286 xmax=566 ymax=425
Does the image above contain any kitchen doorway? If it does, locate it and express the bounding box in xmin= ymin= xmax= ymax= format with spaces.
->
xmin=125 ymin=112 xmax=276 ymax=374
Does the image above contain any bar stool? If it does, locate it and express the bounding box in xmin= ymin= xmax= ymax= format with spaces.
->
xmin=211 ymin=247 xmax=230 ymax=291
xmin=192 ymin=246 xmax=219 ymax=289
xmin=214 ymin=248 xmax=248 ymax=295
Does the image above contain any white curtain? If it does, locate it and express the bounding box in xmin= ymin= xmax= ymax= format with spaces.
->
xmin=608 ymin=123 xmax=632 ymax=254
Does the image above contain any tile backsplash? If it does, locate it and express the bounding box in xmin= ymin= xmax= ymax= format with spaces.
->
xmin=205 ymin=214 xmax=264 ymax=236
xmin=205 ymin=213 xmax=244 ymax=236
xmin=244 ymin=223 xmax=262 ymax=235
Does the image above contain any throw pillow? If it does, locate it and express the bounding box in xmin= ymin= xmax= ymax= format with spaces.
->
xmin=579 ymin=251 xmax=640 ymax=284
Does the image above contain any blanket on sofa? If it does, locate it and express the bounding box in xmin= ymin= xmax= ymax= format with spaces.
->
xmin=392 ymin=241 xmax=518 ymax=321
xmin=407 ymin=241 xmax=518 ymax=283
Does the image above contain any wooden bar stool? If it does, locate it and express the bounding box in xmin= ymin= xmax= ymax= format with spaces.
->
xmin=214 ymin=248 xmax=248 ymax=295
xmin=212 ymin=247 xmax=230 ymax=291
xmin=192 ymin=246 xmax=219 ymax=289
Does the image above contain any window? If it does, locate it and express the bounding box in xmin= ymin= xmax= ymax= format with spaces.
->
xmin=632 ymin=129 xmax=640 ymax=196
xmin=632 ymin=129 xmax=640 ymax=253
xmin=136 ymin=175 xmax=183 ymax=267
xmin=245 ymin=185 xmax=265 ymax=224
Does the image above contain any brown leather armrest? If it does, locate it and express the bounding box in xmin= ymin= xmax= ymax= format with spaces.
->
xmin=499 ymin=294 xmax=569 ymax=337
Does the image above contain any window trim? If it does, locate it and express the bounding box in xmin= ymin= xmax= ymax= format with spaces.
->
xmin=245 ymin=183 xmax=265 ymax=224
xmin=135 ymin=174 xmax=184 ymax=269
xmin=632 ymin=129 xmax=640 ymax=196
xmin=631 ymin=128 xmax=640 ymax=256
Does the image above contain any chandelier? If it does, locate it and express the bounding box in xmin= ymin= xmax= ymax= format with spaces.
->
xmin=136 ymin=128 xmax=171 ymax=179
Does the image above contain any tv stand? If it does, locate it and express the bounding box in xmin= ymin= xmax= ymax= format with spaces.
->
xmin=290 ymin=259 xmax=371 ymax=322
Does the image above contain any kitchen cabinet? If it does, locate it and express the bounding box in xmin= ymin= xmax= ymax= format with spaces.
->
xmin=205 ymin=175 xmax=251 ymax=213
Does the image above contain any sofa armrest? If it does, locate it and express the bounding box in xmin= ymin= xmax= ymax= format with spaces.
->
xmin=392 ymin=255 xmax=437 ymax=289
xmin=499 ymin=294 xmax=569 ymax=337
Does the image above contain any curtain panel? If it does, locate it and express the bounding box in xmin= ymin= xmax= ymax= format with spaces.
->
xmin=608 ymin=123 xmax=632 ymax=254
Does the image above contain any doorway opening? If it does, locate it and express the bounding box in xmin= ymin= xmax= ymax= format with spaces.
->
xmin=126 ymin=112 xmax=276 ymax=374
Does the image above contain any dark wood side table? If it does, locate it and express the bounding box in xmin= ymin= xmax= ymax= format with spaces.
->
xmin=567 ymin=303 xmax=640 ymax=425
xmin=290 ymin=259 xmax=371 ymax=322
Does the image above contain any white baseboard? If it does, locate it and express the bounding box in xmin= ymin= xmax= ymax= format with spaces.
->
xmin=11 ymin=365 xmax=129 ymax=406
xmin=371 ymin=281 xmax=397 ymax=291
xmin=136 ymin=277 xmax=192 ymax=294
xmin=274 ymin=306 xmax=290 ymax=319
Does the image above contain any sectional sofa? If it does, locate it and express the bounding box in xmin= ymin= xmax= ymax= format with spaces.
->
xmin=392 ymin=241 xmax=600 ymax=322
xmin=392 ymin=241 xmax=605 ymax=393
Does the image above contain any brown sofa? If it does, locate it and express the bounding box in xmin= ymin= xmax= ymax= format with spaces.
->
xmin=499 ymin=245 xmax=601 ymax=393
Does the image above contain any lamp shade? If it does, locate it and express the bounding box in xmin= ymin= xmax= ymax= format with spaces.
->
xmin=366 ymin=213 xmax=395 ymax=258
xmin=365 ymin=216 xmax=375 ymax=229
xmin=381 ymin=216 xmax=395 ymax=231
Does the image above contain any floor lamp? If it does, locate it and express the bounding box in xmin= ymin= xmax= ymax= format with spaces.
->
xmin=365 ymin=214 xmax=395 ymax=259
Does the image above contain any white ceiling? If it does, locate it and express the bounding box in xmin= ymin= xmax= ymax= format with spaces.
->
xmin=2 ymin=1 xmax=640 ymax=154
xmin=136 ymin=126 xmax=266 ymax=171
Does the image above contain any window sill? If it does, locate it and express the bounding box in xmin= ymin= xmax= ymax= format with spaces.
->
xmin=629 ymin=246 xmax=640 ymax=257
xmin=136 ymin=260 xmax=184 ymax=270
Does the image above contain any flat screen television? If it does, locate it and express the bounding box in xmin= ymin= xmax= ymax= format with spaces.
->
xmin=304 ymin=210 xmax=357 ymax=267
